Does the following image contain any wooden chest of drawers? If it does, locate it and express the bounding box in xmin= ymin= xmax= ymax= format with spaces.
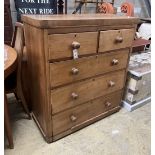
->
xmin=22 ymin=14 xmax=138 ymax=142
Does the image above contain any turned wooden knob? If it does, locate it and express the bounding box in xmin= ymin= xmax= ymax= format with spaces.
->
xmin=105 ymin=102 xmax=112 ymax=107
xmin=111 ymin=59 xmax=119 ymax=65
xmin=72 ymin=41 xmax=80 ymax=49
xmin=71 ymin=92 xmax=79 ymax=99
xmin=108 ymin=81 xmax=115 ymax=87
xmin=71 ymin=68 xmax=79 ymax=75
xmin=70 ymin=115 xmax=77 ymax=122
xmin=115 ymin=36 xmax=123 ymax=43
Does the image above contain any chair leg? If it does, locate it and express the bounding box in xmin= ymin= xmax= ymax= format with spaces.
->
xmin=4 ymin=93 xmax=14 ymax=149
xmin=14 ymin=92 xmax=20 ymax=102
xmin=19 ymin=90 xmax=31 ymax=119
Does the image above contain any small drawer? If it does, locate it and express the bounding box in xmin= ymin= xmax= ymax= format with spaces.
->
xmin=52 ymin=90 xmax=122 ymax=136
xmin=99 ymin=29 xmax=134 ymax=53
xmin=48 ymin=32 xmax=98 ymax=60
xmin=50 ymin=49 xmax=129 ymax=87
xmin=51 ymin=70 xmax=125 ymax=114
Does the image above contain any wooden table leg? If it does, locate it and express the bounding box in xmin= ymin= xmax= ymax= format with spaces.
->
xmin=4 ymin=93 xmax=14 ymax=149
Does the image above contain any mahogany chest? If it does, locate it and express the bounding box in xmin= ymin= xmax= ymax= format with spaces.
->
xmin=22 ymin=14 xmax=138 ymax=142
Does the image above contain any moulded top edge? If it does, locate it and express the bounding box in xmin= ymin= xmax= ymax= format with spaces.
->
xmin=22 ymin=14 xmax=139 ymax=28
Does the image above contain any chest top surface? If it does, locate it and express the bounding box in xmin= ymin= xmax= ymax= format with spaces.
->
xmin=22 ymin=14 xmax=139 ymax=28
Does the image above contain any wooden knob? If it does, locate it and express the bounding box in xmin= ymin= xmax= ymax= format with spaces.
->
xmin=71 ymin=92 xmax=78 ymax=99
xmin=72 ymin=41 xmax=80 ymax=49
xmin=115 ymin=36 xmax=123 ymax=43
xmin=70 ymin=115 xmax=77 ymax=122
xmin=105 ymin=102 xmax=112 ymax=107
xmin=108 ymin=81 xmax=115 ymax=87
xmin=111 ymin=59 xmax=119 ymax=65
xmin=71 ymin=68 xmax=79 ymax=75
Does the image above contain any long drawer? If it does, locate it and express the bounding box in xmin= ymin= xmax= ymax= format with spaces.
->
xmin=48 ymin=32 xmax=98 ymax=60
xmin=50 ymin=49 xmax=129 ymax=88
xmin=99 ymin=29 xmax=134 ymax=53
xmin=53 ymin=90 xmax=122 ymax=136
xmin=51 ymin=70 xmax=125 ymax=114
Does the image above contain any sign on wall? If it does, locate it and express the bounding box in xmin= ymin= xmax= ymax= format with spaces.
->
xmin=14 ymin=0 xmax=57 ymax=21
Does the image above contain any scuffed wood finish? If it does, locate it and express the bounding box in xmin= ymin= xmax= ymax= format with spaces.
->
xmin=48 ymin=32 xmax=98 ymax=60
xmin=51 ymin=70 xmax=125 ymax=114
xmin=50 ymin=49 xmax=129 ymax=87
xmin=24 ymin=24 xmax=52 ymax=138
xmin=47 ymin=25 xmax=136 ymax=34
xmin=22 ymin=14 xmax=139 ymax=28
xmin=53 ymin=106 xmax=121 ymax=141
xmin=53 ymin=90 xmax=122 ymax=136
xmin=23 ymin=14 xmax=138 ymax=143
xmin=99 ymin=29 xmax=135 ymax=52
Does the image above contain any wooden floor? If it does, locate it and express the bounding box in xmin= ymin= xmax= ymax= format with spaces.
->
xmin=5 ymin=94 xmax=151 ymax=155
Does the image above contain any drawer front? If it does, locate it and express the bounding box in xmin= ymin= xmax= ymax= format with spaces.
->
xmin=50 ymin=49 xmax=129 ymax=87
xmin=99 ymin=29 xmax=134 ymax=53
xmin=48 ymin=32 xmax=98 ymax=60
xmin=53 ymin=90 xmax=122 ymax=135
xmin=51 ymin=70 xmax=125 ymax=114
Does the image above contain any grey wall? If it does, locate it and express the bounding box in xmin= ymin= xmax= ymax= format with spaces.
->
xmin=67 ymin=0 xmax=150 ymax=17
xmin=10 ymin=0 xmax=150 ymax=27
xmin=114 ymin=0 xmax=150 ymax=17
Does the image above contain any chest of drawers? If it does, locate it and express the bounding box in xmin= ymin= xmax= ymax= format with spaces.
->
xmin=22 ymin=14 xmax=138 ymax=142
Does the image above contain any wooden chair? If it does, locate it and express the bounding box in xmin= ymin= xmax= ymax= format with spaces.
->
xmin=5 ymin=22 xmax=31 ymax=120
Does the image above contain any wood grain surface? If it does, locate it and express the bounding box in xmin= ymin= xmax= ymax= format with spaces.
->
xmin=50 ymin=49 xmax=129 ymax=87
xmin=22 ymin=14 xmax=139 ymax=28
xmin=23 ymin=14 xmax=138 ymax=142
xmin=51 ymin=70 xmax=125 ymax=114
xmin=48 ymin=32 xmax=98 ymax=60
xmin=99 ymin=29 xmax=135 ymax=52
xmin=24 ymin=24 xmax=52 ymax=137
xmin=53 ymin=90 xmax=122 ymax=135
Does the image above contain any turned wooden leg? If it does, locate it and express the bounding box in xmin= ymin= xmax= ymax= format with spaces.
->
xmin=4 ymin=93 xmax=14 ymax=149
